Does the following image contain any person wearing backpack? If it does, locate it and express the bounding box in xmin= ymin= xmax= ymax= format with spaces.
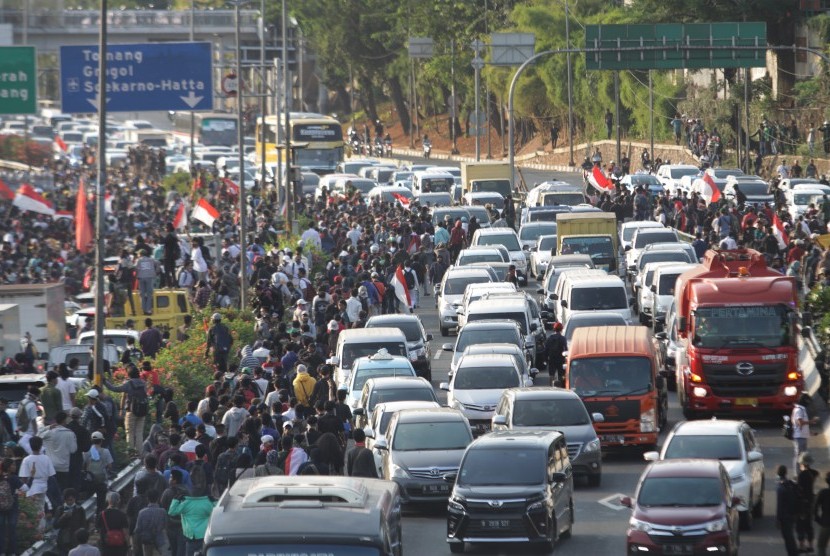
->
xmin=83 ymin=432 xmax=113 ymax=512
xmin=104 ymin=367 xmax=149 ymax=457
xmin=17 ymin=386 xmax=40 ymax=454
xmin=206 ymin=313 xmax=233 ymax=373
xmin=213 ymin=437 xmax=241 ymax=496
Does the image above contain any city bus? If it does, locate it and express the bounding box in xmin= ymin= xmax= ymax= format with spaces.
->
xmin=255 ymin=112 xmax=344 ymax=175
xmin=170 ymin=111 xmax=238 ymax=148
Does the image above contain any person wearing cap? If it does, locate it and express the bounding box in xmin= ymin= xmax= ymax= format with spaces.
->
xmin=545 ymin=322 xmax=567 ymax=386
xmin=292 ymin=365 xmax=315 ymax=407
xmin=83 ymin=431 xmax=113 ymax=510
xmin=135 ymin=248 xmax=159 ymax=315
xmin=292 ymin=298 xmax=309 ymax=323
xmin=41 ymin=370 xmax=63 ymax=425
xmin=206 ymin=313 xmax=233 ymax=373
xmin=254 ymin=435 xmax=275 ymax=466
xmin=80 ymin=388 xmax=108 ymax=437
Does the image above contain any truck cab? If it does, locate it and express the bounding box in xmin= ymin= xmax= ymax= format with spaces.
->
xmin=106 ymin=289 xmax=193 ymax=331
xmin=565 ymin=325 xmax=667 ymax=449
xmin=555 ymin=212 xmax=619 ymax=273
xmin=674 ymin=249 xmax=801 ymax=419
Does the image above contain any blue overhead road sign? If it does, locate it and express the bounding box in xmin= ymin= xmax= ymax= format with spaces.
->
xmin=60 ymin=42 xmax=213 ymax=113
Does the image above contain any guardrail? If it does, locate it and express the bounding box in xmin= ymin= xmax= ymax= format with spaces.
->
xmin=21 ymin=459 xmax=142 ymax=556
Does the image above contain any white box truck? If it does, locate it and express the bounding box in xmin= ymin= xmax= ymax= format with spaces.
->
xmin=0 ymin=284 xmax=65 ymax=354
xmin=0 ymin=304 xmax=21 ymax=362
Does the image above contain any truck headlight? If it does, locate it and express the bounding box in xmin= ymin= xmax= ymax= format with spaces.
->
xmin=640 ymin=408 xmax=656 ymax=432
xmin=784 ymin=386 xmax=798 ymax=397
xmin=693 ymin=387 xmax=708 ymax=398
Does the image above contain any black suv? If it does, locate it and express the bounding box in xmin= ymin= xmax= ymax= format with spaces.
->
xmin=446 ymin=430 xmax=574 ymax=553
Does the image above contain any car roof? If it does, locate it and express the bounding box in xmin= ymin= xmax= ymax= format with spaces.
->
xmin=337 ymin=327 xmax=407 ymax=342
xmin=467 ymin=297 xmax=528 ymax=311
xmin=460 ymin=320 xmax=520 ymax=330
xmin=565 ymin=311 xmax=627 ymax=324
xmin=475 ymin=228 xmax=518 ymax=236
xmin=457 ymin=353 xmax=517 ymax=368
xmin=463 ymin=343 xmax=523 ymax=356
xmin=0 ymin=373 xmax=46 ymax=385
xmin=365 ymin=314 xmax=422 ymax=327
xmin=653 ymin=263 xmax=697 ymax=275
xmin=645 ymin=459 xmax=724 ymax=478
xmin=566 ymin=275 xmax=625 ymax=287
xmin=549 ymin=254 xmax=593 ymax=265
xmin=352 ymin=354 xmax=413 ymax=369
xmin=374 ymin=400 xmax=441 ymax=414
xmin=365 ymin=376 xmax=432 ymax=389
xmin=445 ymin=267 xmax=493 ymax=278
xmin=643 ymin=242 xmax=691 ymax=251
xmin=668 ymin=419 xmax=746 ymax=436
xmin=470 ymin=430 xmax=563 ymax=449
xmin=507 ymin=386 xmax=581 ymax=401
xmin=393 ymin=407 xmax=468 ymax=423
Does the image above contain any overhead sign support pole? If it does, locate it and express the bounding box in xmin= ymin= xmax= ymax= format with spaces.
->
xmin=93 ymin=0 xmax=108 ymax=389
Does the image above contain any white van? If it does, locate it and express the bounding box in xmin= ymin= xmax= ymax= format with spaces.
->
xmin=550 ymin=268 xmax=608 ymax=322
xmin=326 ymin=328 xmax=409 ymax=386
xmin=412 ymin=171 xmax=455 ymax=196
xmin=559 ymin=274 xmax=632 ymax=327
xmin=649 ymin=263 xmax=696 ymax=325
xmin=49 ymin=344 xmax=119 ymax=382
xmin=464 ymin=297 xmax=537 ymax=364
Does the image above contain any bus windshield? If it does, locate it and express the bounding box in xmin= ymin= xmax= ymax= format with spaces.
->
xmin=201 ymin=117 xmax=237 ymax=146
xmin=692 ymin=305 xmax=790 ymax=348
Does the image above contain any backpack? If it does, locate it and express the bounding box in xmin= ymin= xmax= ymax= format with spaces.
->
xmin=404 ymin=269 xmax=416 ymax=290
xmin=200 ymin=245 xmax=213 ymax=266
xmin=128 ymin=382 xmax=150 ymax=418
xmin=0 ymin=478 xmax=14 ymax=511
xmin=301 ymin=278 xmax=315 ymax=303
xmin=16 ymin=399 xmax=31 ymax=432
xmin=188 ymin=460 xmax=209 ymax=495
xmin=87 ymin=456 xmax=108 ymax=484
xmin=213 ymin=324 xmax=232 ymax=352
xmin=783 ymin=417 xmax=794 ymax=440
xmin=215 ymin=451 xmax=238 ymax=490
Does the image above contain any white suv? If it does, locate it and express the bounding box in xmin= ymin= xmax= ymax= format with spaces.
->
xmin=470 ymin=228 xmax=528 ymax=283
xmin=644 ymin=419 xmax=764 ymax=530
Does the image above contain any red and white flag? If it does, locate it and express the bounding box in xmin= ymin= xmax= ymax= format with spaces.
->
xmin=172 ymin=202 xmax=187 ymax=230
xmin=75 ymin=179 xmax=93 ymax=254
xmin=391 ymin=192 xmax=411 ymax=210
xmin=53 ymin=210 xmax=74 ymax=220
xmin=222 ymin=177 xmax=240 ymax=197
xmin=13 ymin=184 xmax=54 ymax=216
xmin=54 ymin=135 xmax=68 ymax=153
xmin=702 ymin=172 xmax=721 ymax=203
xmin=191 ymin=198 xmax=219 ymax=228
xmin=587 ymin=166 xmax=614 ymax=191
xmin=772 ymin=213 xmax=788 ymax=250
xmin=390 ymin=265 xmax=412 ymax=313
xmin=0 ymin=178 xmax=13 ymax=200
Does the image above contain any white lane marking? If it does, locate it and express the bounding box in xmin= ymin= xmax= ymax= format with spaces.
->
xmin=598 ymin=493 xmax=629 ymax=511
xmin=434 ymin=351 xmax=442 ymax=360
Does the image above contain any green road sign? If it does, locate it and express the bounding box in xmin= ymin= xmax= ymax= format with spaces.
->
xmin=0 ymin=47 xmax=36 ymax=115
xmin=585 ymin=22 xmax=767 ymax=71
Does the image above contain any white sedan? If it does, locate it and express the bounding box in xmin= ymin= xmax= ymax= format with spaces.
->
xmin=529 ymin=234 xmax=558 ymax=279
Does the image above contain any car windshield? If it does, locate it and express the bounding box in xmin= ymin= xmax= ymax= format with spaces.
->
xmin=714 ymin=169 xmax=743 ymax=179
xmin=623 ymin=225 xmax=659 ymax=241
xmin=391 ymin=421 xmax=472 ymax=450
xmin=529 ymin=210 xmax=563 ymax=222
xmin=521 ymin=224 xmax=557 ymax=241
xmin=569 ymin=356 xmax=653 ymax=397
xmin=564 ymin=316 xmax=626 ymax=342
xmin=561 ymin=237 xmax=613 ymax=264
xmin=794 ymin=193 xmax=821 ymax=205
xmin=434 ymin=209 xmax=469 ymax=225
xmin=467 ymin=311 xmax=527 ymax=334
xmin=638 ymin=477 xmax=723 ymax=507
xmin=469 ymin=196 xmax=504 ymax=208
xmin=512 ymin=398 xmax=590 ymax=426
xmin=638 ymin=252 xmax=692 ymax=272
xmin=541 ymin=192 xmax=584 ymax=206
xmin=207 ymin=545 xmax=380 ymax=556
xmin=454 ymin=366 xmax=520 ymax=389
xmin=421 ymin=177 xmax=453 ymax=192
xmin=738 ymin=182 xmax=770 ymax=196
xmin=477 ymin=234 xmax=520 ymax=251
xmin=368 ymin=320 xmax=421 ymax=342
xmin=693 ymin=305 xmax=791 ymax=348
xmin=459 ymin=448 xmax=544 ymax=486
xmin=630 ymin=175 xmax=661 ymax=186
xmin=458 ymin=252 xmax=503 ymax=265
xmin=342 ymin=342 xmax=407 ymax=369
xmin=471 ymin=179 xmax=511 ymax=197
xmin=352 ymin=366 xmax=414 ymax=392
xmin=538 ymin=236 xmax=558 ymax=251
xmin=670 ymin=168 xmax=699 ymax=179
xmin=368 ymin=387 xmax=436 ymax=411
xmin=457 ymin=328 xmax=519 ymax=351
xmin=445 ymin=275 xmax=491 ymax=295
xmin=634 ymin=231 xmax=678 ymax=249
xmin=569 ymin=286 xmax=627 ymax=311
xmin=664 ymin=435 xmax=742 ymax=460
xmin=79 ymin=335 xmax=130 ymax=349
xmin=657 ymin=273 xmax=682 ymax=295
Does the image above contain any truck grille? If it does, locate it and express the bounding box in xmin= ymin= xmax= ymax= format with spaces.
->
xmin=703 ymin=362 xmax=786 ymax=397
xmin=583 ymin=399 xmax=640 ymax=423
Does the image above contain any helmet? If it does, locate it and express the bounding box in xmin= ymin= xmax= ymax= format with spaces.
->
xmin=212 ymin=313 xmax=222 ymax=321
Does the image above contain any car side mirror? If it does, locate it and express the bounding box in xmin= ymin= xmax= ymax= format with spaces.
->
xmin=492 ymin=415 xmax=507 ymax=426
xmin=550 ymin=471 xmax=567 ymax=483
xmin=530 ymin=367 xmax=539 ymax=377
xmin=540 ymin=311 xmax=551 ymax=320
xmin=730 ymin=496 xmax=742 ymax=508
xmin=655 ymin=376 xmax=665 ymax=390
xmin=801 ymin=326 xmax=812 ymax=339
xmin=364 ymin=427 xmax=375 ymax=439
xmin=374 ymin=439 xmax=388 ymax=451
xmin=591 ymin=412 xmax=604 ymax=423
xmin=549 ymin=293 xmax=558 ymax=300
xmin=619 ymin=496 xmax=632 ymax=508
xmin=747 ymin=450 xmax=763 ymax=463
xmin=650 ymin=284 xmax=657 ymax=293
xmin=628 ymin=297 xmax=635 ymax=307
xmin=560 ymin=300 xmax=568 ymax=308
xmin=643 ymin=451 xmax=659 ymax=462
xmin=624 ymin=245 xmax=631 ymax=252
xmin=426 ymin=333 xmax=433 ymax=341
xmin=439 ymin=382 xmax=450 ymax=391
xmin=522 ymin=244 xmax=530 ymax=251
xmin=523 ymin=378 xmax=534 ymax=387
xmin=530 ymin=323 xmax=538 ymax=332
xmin=442 ymin=343 xmax=454 ymax=352
xmin=352 ymin=408 xmax=365 ymax=416
xmin=326 ymin=356 xmax=339 ymax=366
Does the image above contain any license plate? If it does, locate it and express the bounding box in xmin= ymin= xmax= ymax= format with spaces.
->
xmin=479 ymin=520 xmax=511 ymax=529
xmin=423 ymin=484 xmax=450 ymax=495
xmin=601 ymin=435 xmax=625 ymax=444
xmin=735 ymin=397 xmax=758 ymax=406
xmin=663 ymin=544 xmax=693 ymax=555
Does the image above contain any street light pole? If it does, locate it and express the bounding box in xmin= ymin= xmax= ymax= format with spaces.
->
xmin=564 ymin=0 xmax=575 ymax=166
xmin=282 ymin=0 xmax=292 ymax=231
xmin=189 ymin=0 xmax=196 ymax=173
xmin=233 ymin=1 xmax=248 ymax=310
xmin=450 ymin=39 xmax=459 ymax=155
xmin=93 ymin=0 xmax=108 ymax=388
xmin=259 ymin=0 xmax=266 ymax=196
xmin=472 ymin=40 xmax=484 ymax=162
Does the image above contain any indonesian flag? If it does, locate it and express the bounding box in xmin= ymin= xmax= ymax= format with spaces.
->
xmin=172 ymin=202 xmax=187 ymax=230
xmin=13 ymin=184 xmax=54 ymax=216
xmin=222 ymin=177 xmax=240 ymax=197
xmin=390 ymin=265 xmax=412 ymax=313
xmin=0 ymin=178 xmax=13 ymax=200
xmin=104 ymin=192 xmax=113 ymax=214
xmin=588 ymin=166 xmax=614 ymax=191
xmin=191 ymin=197 xmax=219 ymax=228
xmin=702 ymin=172 xmax=721 ymax=203
xmin=53 ymin=210 xmax=74 ymax=220
xmin=391 ymin=192 xmax=411 ymax=210
xmin=772 ymin=213 xmax=788 ymax=250
xmin=279 ymin=198 xmax=288 ymax=219
xmin=75 ymin=179 xmax=93 ymax=253
xmin=54 ymin=135 xmax=68 ymax=152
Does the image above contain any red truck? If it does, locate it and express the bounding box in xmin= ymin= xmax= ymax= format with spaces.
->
xmin=674 ymin=248 xmax=801 ymax=419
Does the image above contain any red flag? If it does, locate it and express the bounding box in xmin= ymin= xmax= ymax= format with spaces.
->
xmin=772 ymin=213 xmax=788 ymax=250
xmin=0 ymin=178 xmax=13 ymax=200
xmin=390 ymin=265 xmax=412 ymax=313
xmin=391 ymin=192 xmax=411 ymax=209
xmin=222 ymin=177 xmax=239 ymax=197
xmin=703 ymin=172 xmax=721 ymax=203
xmin=13 ymin=184 xmax=54 ymax=215
xmin=54 ymin=135 xmax=68 ymax=152
xmin=192 ymin=198 xmax=220 ymax=227
xmin=192 ymin=176 xmax=203 ymax=192
xmin=172 ymin=202 xmax=186 ymax=230
xmin=588 ymin=166 xmax=614 ymax=190
xmin=75 ymin=179 xmax=93 ymax=254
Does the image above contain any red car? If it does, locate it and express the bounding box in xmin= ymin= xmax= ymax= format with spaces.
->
xmin=622 ymin=459 xmax=740 ymax=556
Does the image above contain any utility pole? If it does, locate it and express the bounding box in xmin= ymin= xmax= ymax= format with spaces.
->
xmin=233 ymin=1 xmax=248 ymax=310
xmin=564 ymin=0 xmax=575 ymax=166
xmin=450 ymin=39 xmax=459 ymax=155
xmin=472 ymin=39 xmax=484 ymax=162
xmin=189 ymin=0 xmax=196 ymax=173
xmin=744 ymin=68 xmax=751 ymax=173
xmin=259 ymin=0 xmax=266 ymax=196
xmin=282 ymin=0 xmax=292 ymax=231
xmin=485 ymin=0 xmax=491 ymax=159
xmin=92 ymin=0 xmax=108 ymax=387
xmin=649 ymin=70 xmax=654 ymax=166
xmin=615 ymin=71 xmax=621 ymax=165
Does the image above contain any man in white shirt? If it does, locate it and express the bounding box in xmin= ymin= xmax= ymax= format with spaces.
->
xmin=39 ymin=410 xmax=77 ymax=491
xmin=300 ymin=224 xmax=322 ymax=249
xmin=345 ymin=289 xmax=363 ymax=324
xmin=18 ymin=387 xmax=40 ymax=454
xmin=221 ymin=395 xmax=249 ymax=437
xmin=346 ymin=223 xmax=362 ymax=247
xmin=778 ymin=160 xmax=790 ymax=179
xmin=19 ymin=435 xmax=55 ymax=512
xmin=222 ymin=238 xmax=241 ymax=259
xmin=56 ymin=369 xmax=77 ymax=411
xmin=792 ymin=393 xmax=817 ymax=472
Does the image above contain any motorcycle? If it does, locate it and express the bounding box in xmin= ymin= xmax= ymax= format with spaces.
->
xmin=423 ymin=140 xmax=432 ymax=159
xmin=383 ymin=136 xmax=392 ymax=157
xmin=373 ymin=137 xmax=385 ymax=157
